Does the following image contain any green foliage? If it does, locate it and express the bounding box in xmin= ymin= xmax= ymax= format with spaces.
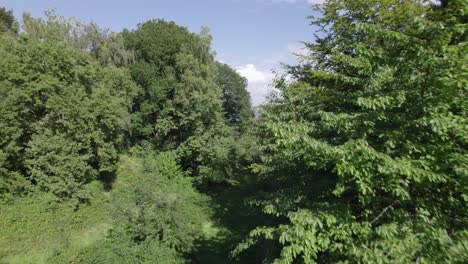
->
xmin=0 ymin=7 xmax=260 ymax=264
xmin=0 ymin=7 xmax=17 ymax=34
xmin=235 ymin=0 xmax=468 ymax=263
xmin=0 ymin=18 xmax=139 ymax=200
xmin=25 ymin=129 xmax=96 ymax=201
xmin=0 ymin=181 xmax=111 ymax=263
xmin=114 ymin=152 xmax=211 ymax=251
xmin=22 ymin=11 xmax=134 ymax=67
xmin=0 ymin=153 xmax=213 ymax=263
xmin=123 ymin=19 xmax=248 ymax=186
xmin=76 ymin=230 xmax=183 ymax=264
xmin=214 ymin=62 xmax=254 ymax=132
xmin=75 ymin=153 xmax=211 ymax=263
xmin=8 ymin=2 xmax=464 ymax=263
xmin=123 ymin=19 xmax=221 ymax=143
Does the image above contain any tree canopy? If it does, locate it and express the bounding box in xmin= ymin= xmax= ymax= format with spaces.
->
xmin=234 ymin=0 xmax=467 ymax=263
xmin=215 ymin=62 xmax=254 ymax=132
xmin=0 ymin=1 xmax=466 ymax=263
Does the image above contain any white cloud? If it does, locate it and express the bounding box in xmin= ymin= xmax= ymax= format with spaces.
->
xmin=235 ymin=64 xmax=275 ymax=106
xmin=271 ymin=0 xmax=325 ymax=4
xmin=232 ymin=42 xmax=310 ymax=106
xmin=236 ymin=64 xmax=270 ymax=83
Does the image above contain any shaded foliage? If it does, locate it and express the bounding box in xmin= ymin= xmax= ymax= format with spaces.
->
xmin=123 ymin=20 xmax=224 ymax=146
xmin=0 ymin=15 xmax=139 ymax=201
xmin=0 ymin=7 xmax=17 ymax=34
xmin=235 ymin=0 xmax=468 ymax=263
xmin=77 ymin=152 xmax=211 ymax=263
xmin=1 ymin=1 xmax=464 ymax=263
xmin=214 ymin=62 xmax=254 ymax=133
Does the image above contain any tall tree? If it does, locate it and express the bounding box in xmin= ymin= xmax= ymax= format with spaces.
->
xmin=22 ymin=11 xmax=134 ymax=67
xmin=235 ymin=0 xmax=467 ymax=263
xmin=123 ymin=20 xmax=224 ymax=145
xmin=0 ymin=14 xmax=139 ymax=201
xmin=215 ymin=62 xmax=254 ymax=133
xmin=80 ymin=152 xmax=210 ymax=263
xmin=0 ymin=7 xmax=17 ymax=34
xmin=123 ymin=20 xmax=236 ymax=180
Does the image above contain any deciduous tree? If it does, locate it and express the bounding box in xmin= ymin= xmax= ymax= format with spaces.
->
xmin=235 ymin=0 xmax=467 ymax=262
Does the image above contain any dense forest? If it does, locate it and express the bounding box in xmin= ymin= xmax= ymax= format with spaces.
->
xmin=0 ymin=0 xmax=466 ymax=263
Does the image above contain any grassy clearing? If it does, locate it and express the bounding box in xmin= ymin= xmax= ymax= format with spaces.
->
xmin=1 ymin=154 xmax=236 ymax=263
xmin=0 ymin=180 xmax=111 ymax=263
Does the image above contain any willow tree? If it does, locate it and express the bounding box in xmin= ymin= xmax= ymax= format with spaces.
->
xmin=235 ymin=0 xmax=467 ymax=263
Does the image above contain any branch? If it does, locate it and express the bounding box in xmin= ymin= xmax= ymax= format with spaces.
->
xmin=370 ymin=201 xmax=399 ymax=225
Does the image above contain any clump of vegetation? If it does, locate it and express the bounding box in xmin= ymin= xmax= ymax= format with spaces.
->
xmin=74 ymin=152 xmax=211 ymax=263
xmin=0 ymin=1 xmax=466 ymax=263
xmin=0 ymin=181 xmax=111 ymax=263
xmin=234 ymin=0 xmax=467 ymax=263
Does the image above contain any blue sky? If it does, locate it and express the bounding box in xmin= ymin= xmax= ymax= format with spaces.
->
xmin=0 ymin=0 xmax=323 ymax=105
